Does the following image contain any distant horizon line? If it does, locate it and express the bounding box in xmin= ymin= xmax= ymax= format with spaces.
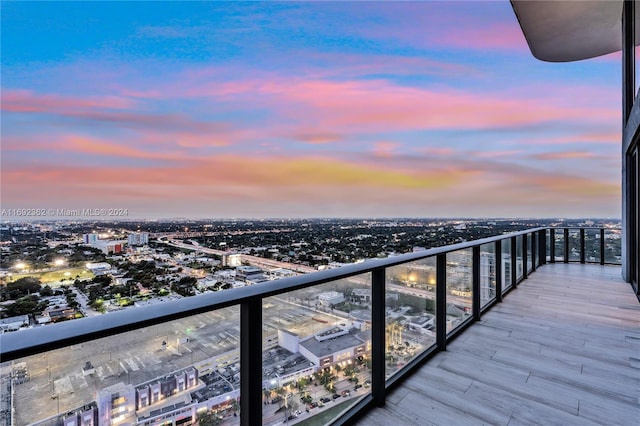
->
xmin=0 ymin=216 xmax=622 ymax=224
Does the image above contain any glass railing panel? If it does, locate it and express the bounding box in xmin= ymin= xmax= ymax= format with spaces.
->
xmin=4 ymin=307 xmax=240 ymax=426
xmin=385 ymin=257 xmax=437 ymax=378
xmin=546 ymin=230 xmax=551 ymax=262
xmin=584 ymin=229 xmax=600 ymax=263
xmin=604 ymin=229 xmax=623 ymax=264
xmin=534 ymin=232 xmax=541 ymax=267
xmin=554 ymin=230 xmax=565 ymax=262
xmin=526 ymin=233 xmax=533 ymax=272
xmin=568 ymin=229 xmax=580 ymax=262
xmin=445 ymin=249 xmax=472 ymax=335
xmin=515 ymin=236 xmax=524 ymax=281
xmin=479 ymin=243 xmax=496 ymax=309
xmin=262 ymin=274 xmax=371 ymax=425
xmin=501 ymin=239 xmax=512 ymax=291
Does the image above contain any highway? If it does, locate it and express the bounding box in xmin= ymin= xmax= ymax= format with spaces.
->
xmin=158 ymin=237 xmax=316 ymax=273
xmin=161 ymin=236 xmax=473 ymax=307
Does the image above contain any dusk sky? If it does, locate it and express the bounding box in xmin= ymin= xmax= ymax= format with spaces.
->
xmin=1 ymin=1 xmax=621 ymax=219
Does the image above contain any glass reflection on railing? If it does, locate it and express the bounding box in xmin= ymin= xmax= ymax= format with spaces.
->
xmin=385 ymin=258 xmax=437 ymax=378
xmin=261 ymin=275 xmax=372 ymax=425
xmin=3 ymin=307 xmax=241 ymax=426
xmin=515 ymin=236 xmax=524 ymax=281
xmin=554 ymin=231 xmax=565 ymax=262
xmin=584 ymin=229 xmax=600 ymax=263
xmin=445 ymin=249 xmax=472 ymax=334
xmin=501 ymin=239 xmax=512 ymax=291
xmin=568 ymin=230 xmax=580 ymax=262
xmin=479 ymin=243 xmax=496 ymax=309
xmin=526 ymin=233 xmax=533 ymax=272
xmin=534 ymin=233 xmax=541 ymax=268
xmin=604 ymin=229 xmax=623 ymax=264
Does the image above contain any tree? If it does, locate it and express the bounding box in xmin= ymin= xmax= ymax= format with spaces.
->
xmin=2 ymin=277 xmax=41 ymax=300
xmin=273 ymin=386 xmax=286 ymax=407
xmin=196 ymin=411 xmax=221 ymax=426
xmin=4 ymin=296 xmax=40 ymax=317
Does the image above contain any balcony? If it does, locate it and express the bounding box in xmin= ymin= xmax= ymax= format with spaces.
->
xmin=0 ymin=227 xmax=637 ymax=426
xmin=357 ymin=263 xmax=640 ymax=425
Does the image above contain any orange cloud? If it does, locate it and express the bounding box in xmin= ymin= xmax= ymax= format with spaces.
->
xmin=1 ymin=153 xmax=620 ymax=218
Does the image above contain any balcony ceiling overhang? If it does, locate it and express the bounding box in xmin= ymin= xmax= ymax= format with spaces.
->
xmin=511 ymin=0 xmax=638 ymax=62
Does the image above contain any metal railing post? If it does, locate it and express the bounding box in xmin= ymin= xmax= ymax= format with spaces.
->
xmin=531 ymin=232 xmax=537 ymax=271
xmin=371 ymin=268 xmax=386 ymax=407
xmin=472 ymin=246 xmax=481 ymax=320
xmin=580 ymin=228 xmax=586 ymax=264
xmin=240 ymin=298 xmax=262 ymax=426
xmin=436 ymin=254 xmax=447 ymax=350
xmin=522 ymin=233 xmax=528 ymax=279
xmin=550 ymin=228 xmax=555 ymax=263
xmin=564 ymin=228 xmax=569 ymax=263
xmin=600 ymin=228 xmax=606 ymax=265
xmin=539 ymin=230 xmax=546 ymax=265
xmin=495 ymin=240 xmax=503 ymax=302
xmin=511 ymin=236 xmax=518 ymax=286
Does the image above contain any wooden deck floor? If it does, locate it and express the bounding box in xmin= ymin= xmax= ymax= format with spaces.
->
xmin=357 ymin=264 xmax=640 ymax=426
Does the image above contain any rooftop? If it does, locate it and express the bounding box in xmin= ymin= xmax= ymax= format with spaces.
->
xmin=301 ymin=329 xmax=367 ymax=358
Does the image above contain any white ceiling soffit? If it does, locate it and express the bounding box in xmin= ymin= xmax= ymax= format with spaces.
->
xmin=511 ymin=0 xmax=638 ymax=62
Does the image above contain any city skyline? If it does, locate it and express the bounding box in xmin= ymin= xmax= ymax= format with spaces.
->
xmin=1 ymin=1 xmax=621 ymax=219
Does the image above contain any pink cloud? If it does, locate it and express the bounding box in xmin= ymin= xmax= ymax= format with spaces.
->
xmin=287 ymin=131 xmax=342 ymax=144
xmin=439 ymin=23 xmax=528 ymax=52
xmin=373 ymin=141 xmax=399 ymax=158
xmin=533 ymin=151 xmax=598 ymax=160
xmin=2 ymin=89 xmax=134 ymax=112
xmin=2 ymin=89 xmax=230 ymax=133
xmin=262 ymin=79 xmax=615 ymax=134
xmin=422 ymin=147 xmax=454 ymax=156
xmin=62 ymin=135 xmax=189 ymax=160
xmin=476 ymin=150 xmax=526 ymax=159
xmin=527 ymin=132 xmax=621 ymax=146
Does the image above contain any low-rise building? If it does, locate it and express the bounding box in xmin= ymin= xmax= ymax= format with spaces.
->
xmin=235 ymin=266 xmax=266 ymax=283
xmin=0 ymin=315 xmax=29 ymax=332
xmin=349 ymin=288 xmax=371 ymax=306
xmin=317 ymin=291 xmax=344 ymax=306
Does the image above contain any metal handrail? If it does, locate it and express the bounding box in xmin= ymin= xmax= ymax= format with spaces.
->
xmin=0 ymin=227 xmax=547 ymax=361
